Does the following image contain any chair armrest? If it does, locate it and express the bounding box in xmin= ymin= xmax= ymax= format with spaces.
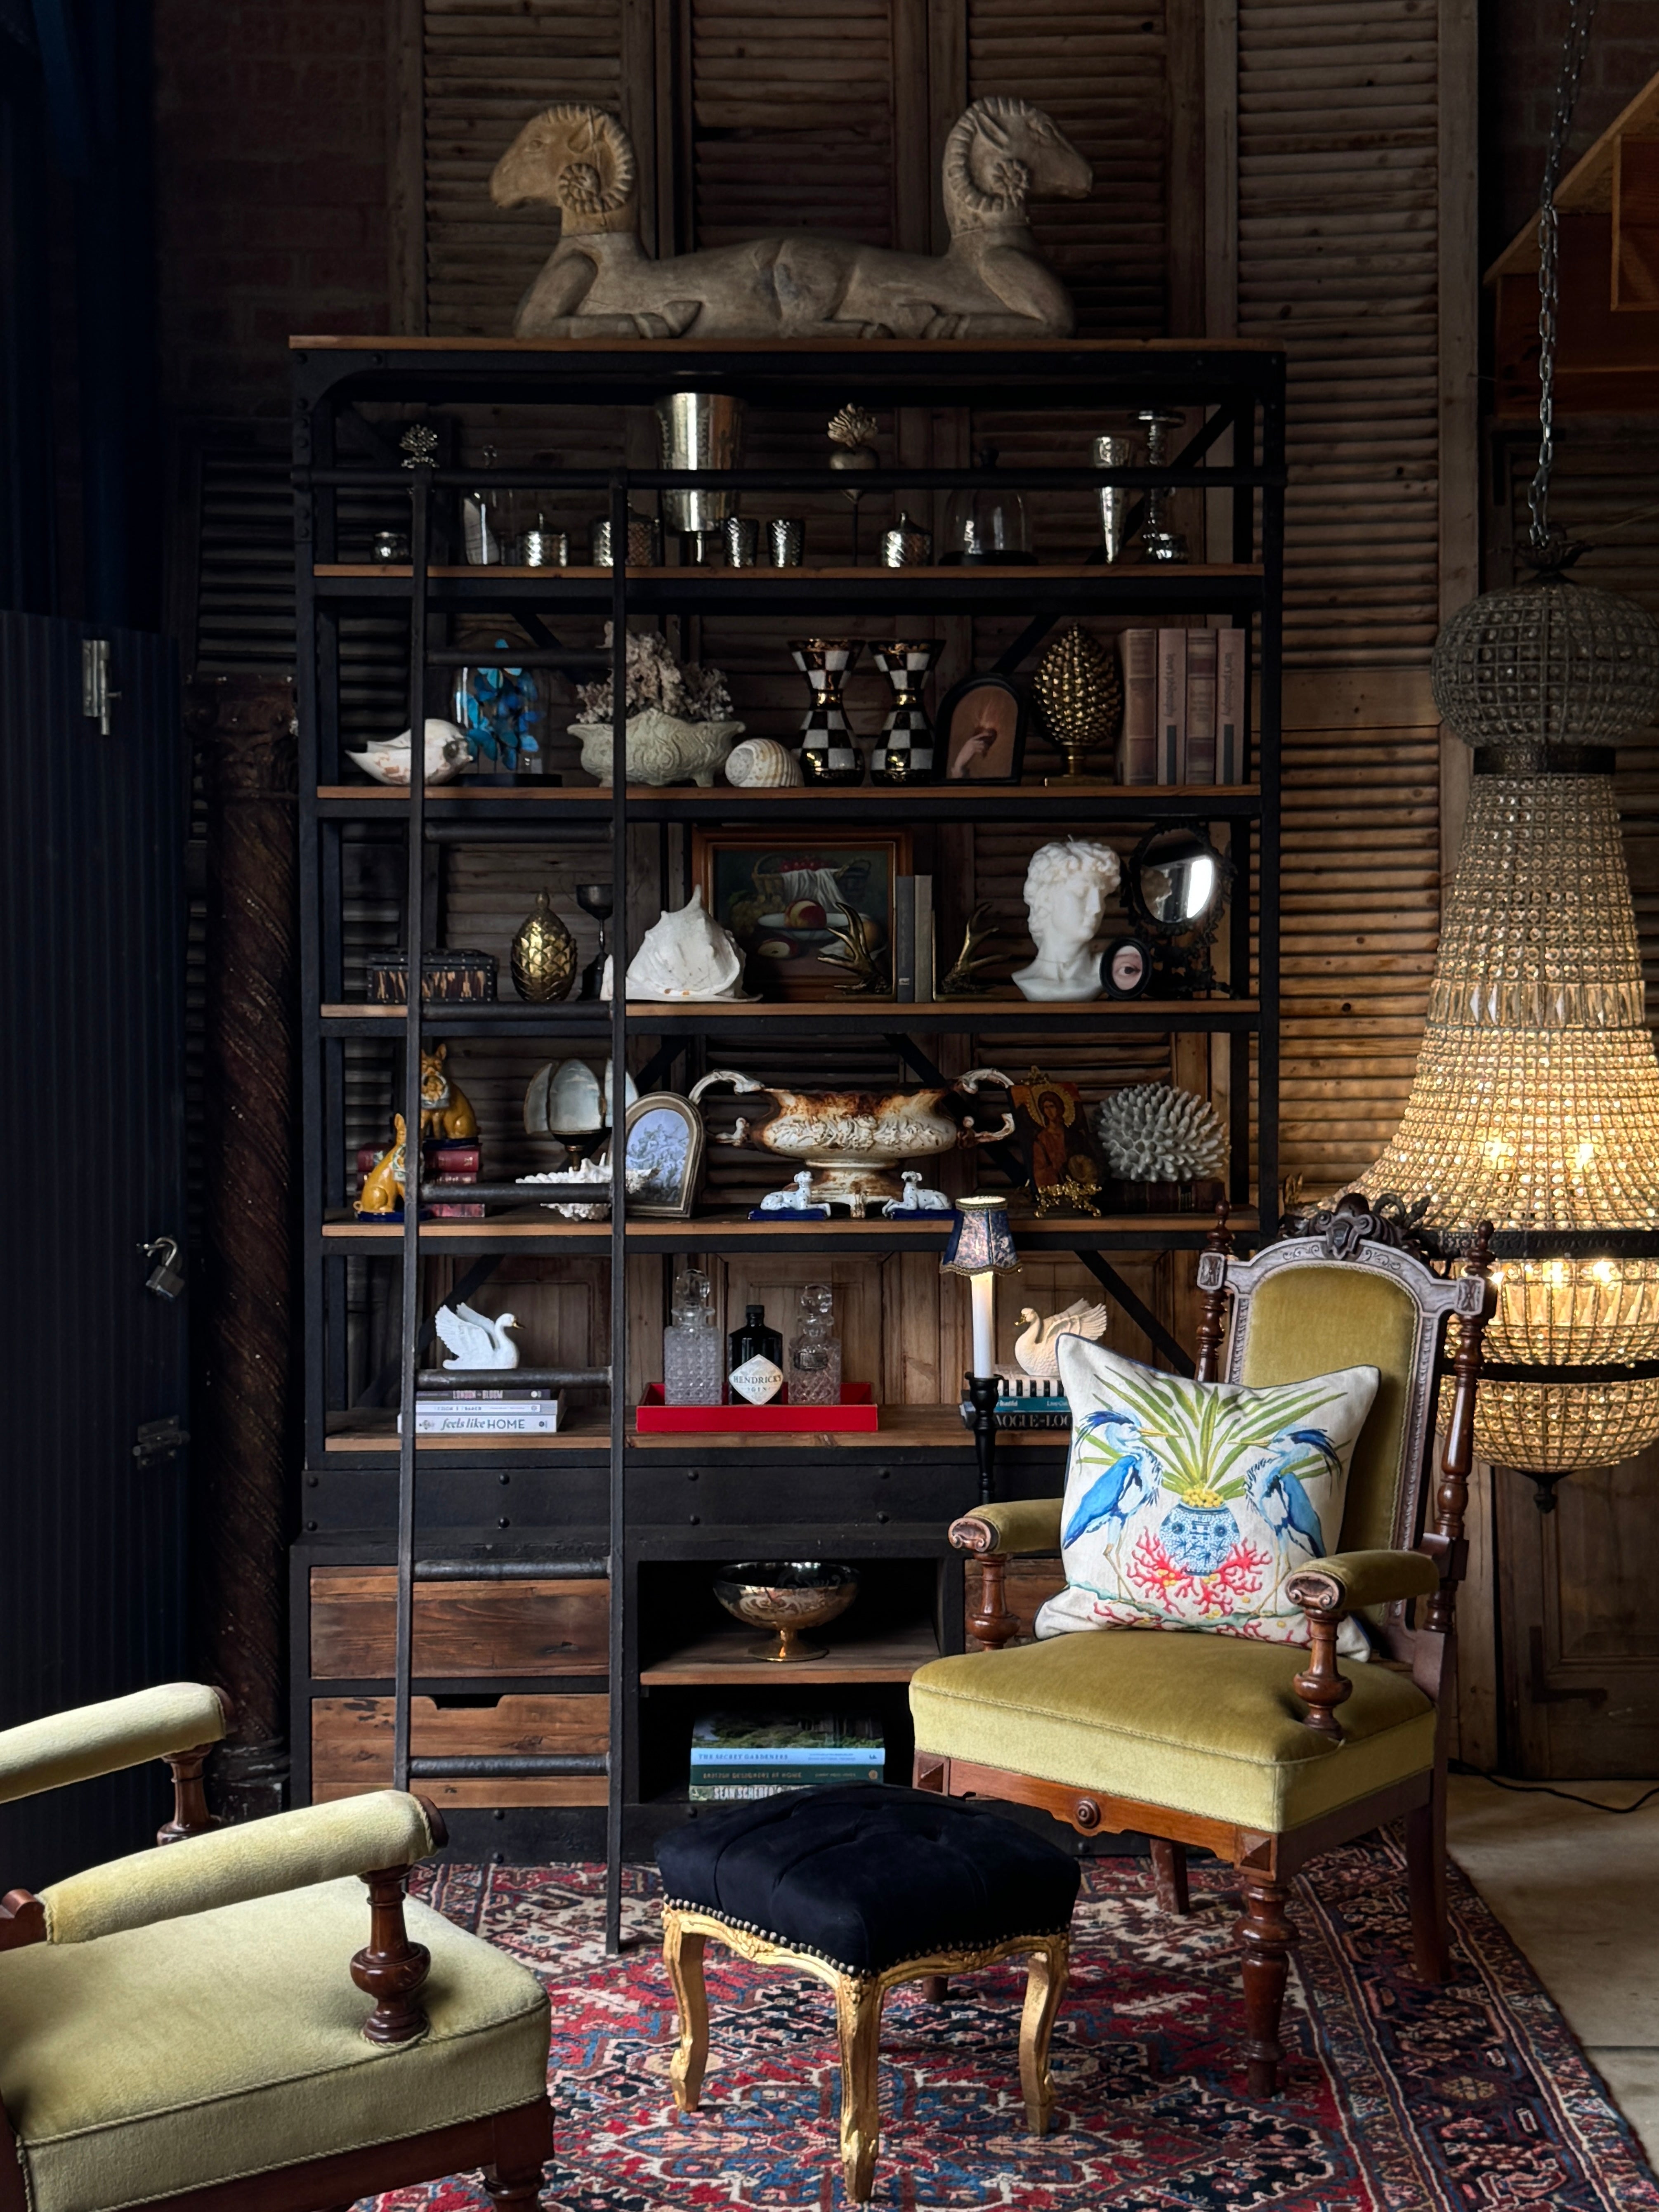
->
xmin=0 ymin=1683 xmax=229 ymax=1809
xmin=1285 ymin=1548 xmax=1439 ymax=1615
xmin=948 ymin=1499 xmax=1064 ymax=1556
xmin=37 ymin=1790 xmax=444 ymax=1944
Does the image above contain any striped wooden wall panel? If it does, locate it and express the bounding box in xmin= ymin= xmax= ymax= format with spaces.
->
xmin=1235 ymin=0 xmax=1441 ymax=670
xmin=423 ymin=0 xmax=622 ymax=336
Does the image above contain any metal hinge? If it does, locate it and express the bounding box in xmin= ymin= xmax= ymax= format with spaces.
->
xmin=81 ymin=639 xmax=120 ymax=734
xmin=133 ymin=1416 xmax=189 ymax=1469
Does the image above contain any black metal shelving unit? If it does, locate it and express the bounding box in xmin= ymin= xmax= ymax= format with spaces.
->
xmin=290 ymin=338 xmax=1287 ymax=1948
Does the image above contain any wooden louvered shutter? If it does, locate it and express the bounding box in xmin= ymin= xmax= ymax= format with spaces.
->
xmin=1224 ymin=0 xmax=1473 ymax=1198
xmin=415 ymin=1 xmax=625 ymax=336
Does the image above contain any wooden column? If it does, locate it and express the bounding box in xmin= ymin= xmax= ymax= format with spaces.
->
xmin=189 ymin=672 xmax=297 ymax=1821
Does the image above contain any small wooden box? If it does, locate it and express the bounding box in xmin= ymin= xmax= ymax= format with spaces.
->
xmin=365 ymin=949 xmax=498 ymax=1002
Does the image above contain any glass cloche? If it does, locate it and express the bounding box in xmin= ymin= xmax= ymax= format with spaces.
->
xmin=942 ymin=446 xmax=1034 ymax=566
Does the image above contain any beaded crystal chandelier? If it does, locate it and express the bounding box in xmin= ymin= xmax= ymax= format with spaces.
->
xmin=1346 ymin=0 xmax=1659 ymax=1481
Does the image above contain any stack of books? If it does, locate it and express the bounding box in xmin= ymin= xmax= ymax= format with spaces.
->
xmin=399 ymin=1382 xmax=564 ymax=1435
xmin=353 ymin=1137 xmax=483 ymax=1219
xmin=688 ymin=1712 xmax=885 ymax=1801
xmin=891 ymin=874 xmax=935 ymax=1002
xmin=963 ymin=1375 xmax=1072 ymax=1431
xmin=1118 ymin=626 xmax=1247 ymax=786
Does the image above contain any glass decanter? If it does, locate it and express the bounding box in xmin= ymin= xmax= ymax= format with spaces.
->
xmin=788 ymin=1282 xmax=842 ymax=1407
xmin=663 ymin=1268 xmax=722 ymax=1406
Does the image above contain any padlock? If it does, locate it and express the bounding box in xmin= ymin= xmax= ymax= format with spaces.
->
xmin=140 ymin=1235 xmax=186 ymax=1301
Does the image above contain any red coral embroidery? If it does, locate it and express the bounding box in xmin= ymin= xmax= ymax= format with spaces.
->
xmin=1126 ymin=1530 xmax=1272 ymax=1616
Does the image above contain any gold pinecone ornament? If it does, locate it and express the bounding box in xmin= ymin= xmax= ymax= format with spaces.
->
xmin=511 ymin=890 xmax=577 ymax=1001
xmin=1033 ymin=625 xmax=1122 ymax=779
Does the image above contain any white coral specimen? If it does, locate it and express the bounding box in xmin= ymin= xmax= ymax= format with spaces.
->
xmin=1093 ymin=1084 xmax=1228 ymax=1184
xmin=576 ymin=626 xmax=732 ymax=723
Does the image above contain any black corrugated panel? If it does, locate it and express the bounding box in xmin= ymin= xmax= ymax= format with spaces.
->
xmin=0 ymin=612 xmax=189 ymax=1884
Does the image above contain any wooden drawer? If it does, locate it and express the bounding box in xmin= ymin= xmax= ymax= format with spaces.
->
xmin=309 ymin=1569 xmax=609 ymax=1678
xmin=311 ymin=1694 xmax=608 ymax=1809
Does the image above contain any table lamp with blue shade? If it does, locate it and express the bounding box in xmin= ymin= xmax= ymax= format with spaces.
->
xmin=941 ymin=1195 xmax=1020 ymax=1502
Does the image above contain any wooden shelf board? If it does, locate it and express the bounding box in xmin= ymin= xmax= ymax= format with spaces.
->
xmin=319 ymin=997 xmax=1257 ymax=1022
xmin=293 ymin=334 xmax=1284 ymax=355
xmin=640 ymin=1619 xmax=940 ymax=1685
xmin=324 ymin=1404 xmax=1064 ymax=1453
xmin=316 ymin=561 xmax=1263 ymax=582
xmin=322 ymin=1207 xmax=1255 ymax=1249
xmin=316 ymin=781 xmax=1260 ymax=805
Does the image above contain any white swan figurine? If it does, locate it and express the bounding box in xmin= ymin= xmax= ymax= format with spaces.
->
xmin=435 ymin=1302 xmax=521 ymax=1370
xmin=1011 ymin=1299 xmax=1109 ymax=1382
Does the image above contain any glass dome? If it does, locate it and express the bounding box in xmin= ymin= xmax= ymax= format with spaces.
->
xmin=942 ymin=447 xmax=1034 ymax=566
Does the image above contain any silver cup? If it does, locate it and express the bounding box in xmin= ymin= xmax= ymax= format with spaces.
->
xmin=723 ymin=516 xmax=759 ymax=568
xmin=1092 ymin=435 xmax=1136 ymax=564
xmin=590 ymin=514 xmax=662 ymax=567
xmin=767 ymin=517 xmax=805 ymax=567
xmin=1133 ymin=408 xmax=1190 ymax=564
xmin=654 ymin=392 xmax=745 ymax=536
xmin=521 ymin=526 xmax=569 ymax=569
xmin=881 ymin=514 xmax=932 ymax=567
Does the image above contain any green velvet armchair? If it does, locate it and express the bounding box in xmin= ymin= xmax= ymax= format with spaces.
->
xmin=0 ymin=1683 xmax=552 ymax=2212
xmin=910 ymin=1207 xmax=1494 ymax=2096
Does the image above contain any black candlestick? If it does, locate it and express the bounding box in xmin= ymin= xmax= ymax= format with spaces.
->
xmin=966 ymin=1372 xmax=1001 ymax=1506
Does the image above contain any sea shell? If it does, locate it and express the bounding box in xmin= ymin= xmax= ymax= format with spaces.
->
xmin=348 ymin=719 xmax=469 ymax=786
xmin=569 ymin=708 xmax=743 ymax=788
xmin=724 ymin=737 xmax=805 ymax=788
xmin=624 ymin=891 xmax=748 ymax=1001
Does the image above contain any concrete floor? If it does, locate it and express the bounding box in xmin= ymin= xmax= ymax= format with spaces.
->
xmin=1447 ymin=1773 xmax=1659 ymax=2159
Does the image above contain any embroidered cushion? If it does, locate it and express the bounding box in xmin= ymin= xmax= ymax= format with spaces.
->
xmin=1036 ymin=1337 xmax=1380 ymax=1657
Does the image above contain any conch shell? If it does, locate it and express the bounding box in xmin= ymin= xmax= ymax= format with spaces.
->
xmin=724 ymin=737 xmax=804 ymax=788
xmin=621 ymin=891 xmax=748 ymax=1001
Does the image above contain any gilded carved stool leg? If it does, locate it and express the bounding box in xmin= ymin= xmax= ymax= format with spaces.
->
xmin=663 ymin=1909 xmax=710 ymax=2112
xmin=1018 ymin=1937 xmax=1069 ymax=2134
xmin=834 ymin=1973 xmax=887 ymax=2205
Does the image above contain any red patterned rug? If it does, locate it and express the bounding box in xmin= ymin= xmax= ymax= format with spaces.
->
xmin=369 ymin=1839 xmax=1659 ymax=2211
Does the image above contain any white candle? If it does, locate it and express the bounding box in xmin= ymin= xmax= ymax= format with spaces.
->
xmin=969 ymin=1270 xmax=996 ymax=1378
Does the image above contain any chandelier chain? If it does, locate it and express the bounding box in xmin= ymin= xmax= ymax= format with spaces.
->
xmin=1529 ymin=0 xmax=1599 ymax=560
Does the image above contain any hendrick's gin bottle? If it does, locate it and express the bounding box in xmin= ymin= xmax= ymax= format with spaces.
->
xmin=727 ymin=1302 xmax=784 ymax=1405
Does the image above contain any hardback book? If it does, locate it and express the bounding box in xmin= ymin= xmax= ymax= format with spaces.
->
xmin=962 ymin=1393 xmax=1071 ymax=1431
xmin=913 ymin=873 xmax=934 ymax=1000
xmin=1117 ymin=629 xmax=1157 ymax=784
xmin=1155 ymin=628 xmax=1188 ymax=784
xmin=1185 ymin=629 xmax=1218 ymax=785
xmin=893 ymin=875 xmax=916 ymax=1001
xmin=1217 ymin=626 xmax=1247 ymax=783
xmin=358 ymin=1138 xmax=484 ymax=1220
xmin=689 ymin=1710 xmax=885 ymax=1800
xmin=401 ymin=1392 xmax=564 ymax=1435
xmin=416 ymin=1382 xmax=558 ymax=1399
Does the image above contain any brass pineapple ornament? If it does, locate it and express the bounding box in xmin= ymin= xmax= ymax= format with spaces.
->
xmin=1033 ymin=624 xmax=1123 ymax=779
xmin=511 ymin=890 xmax=577 ymax=1002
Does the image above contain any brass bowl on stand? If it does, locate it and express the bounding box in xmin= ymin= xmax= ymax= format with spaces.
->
xmin=713 ymin=1561 xmax=859 ymax=1662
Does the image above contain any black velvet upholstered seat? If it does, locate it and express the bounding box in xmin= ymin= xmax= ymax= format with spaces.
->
xmin=656 ymin=1782 xmax=1080 ymax=1975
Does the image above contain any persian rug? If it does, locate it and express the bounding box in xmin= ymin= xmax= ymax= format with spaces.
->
xmin=373 ymin=1839 xmax=1659 ymax=2211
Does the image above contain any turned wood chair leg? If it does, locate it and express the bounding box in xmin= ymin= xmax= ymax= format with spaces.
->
xmin=918 ymin=1974 xmax=949 ymax=2002
xmin=483 ymin=2163 xmax=545 ymax=2209
xmin=349 ymin=1867 xmax=432 ymax=2044
xmin=1405 ymin=1783 xmax=1450 ymax=1984
xmin=156 ymin=1742 xmax=219 ymax=1844
xmin=1236 ymin=1871 xmax=1296 ymax=2098
xmin=663 ymin=1910 xmax=710 ymax=2113
xmin=834 ymin=1974 xmax=886 ymax=2205
xmin=1149 ymin=1838 xmax=1190 ymax=1915
xmin=1017 ymin=1936 xmax=1069 ymax=2134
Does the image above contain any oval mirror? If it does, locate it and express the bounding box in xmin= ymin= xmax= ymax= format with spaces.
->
xmin=1127 ymin=826 xmax=1230 ymax=936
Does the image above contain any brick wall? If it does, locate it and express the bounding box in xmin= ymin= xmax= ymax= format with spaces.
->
xmin=153 ymin=0 xmax=390 ymax=418
xmin=1483 ymin=0 xmax=1659 ymax=264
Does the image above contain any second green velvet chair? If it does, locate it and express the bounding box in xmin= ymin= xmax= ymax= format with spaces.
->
xmin=909 ymin=1205 xmax=1494 ymax=2096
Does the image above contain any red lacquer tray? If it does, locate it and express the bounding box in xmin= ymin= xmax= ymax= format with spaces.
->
xmin=636 ymin=1384 xmax=879 ymax=1433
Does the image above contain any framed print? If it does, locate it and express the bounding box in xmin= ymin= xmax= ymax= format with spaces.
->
xmin=1101 ymin=933 xmax=1154 ymax=999
xmin=1009 ymin=1069 xmax=1107 ymax=1216
xmin=623 ymin=1092 xmax=704 ymax=1217
xmin=936 ymin=673 xmax=1028 ymax=784
xmin=694 ymin=829 xmax=913 ymax=1001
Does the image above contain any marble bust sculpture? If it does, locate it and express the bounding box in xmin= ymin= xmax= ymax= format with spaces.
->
xmin=1013 ymin=839 xmax=1122 ymax=1003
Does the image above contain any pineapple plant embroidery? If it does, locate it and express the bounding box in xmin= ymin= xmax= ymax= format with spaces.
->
xmin=1046 ymin=1353 xmax=1376 ymax=1650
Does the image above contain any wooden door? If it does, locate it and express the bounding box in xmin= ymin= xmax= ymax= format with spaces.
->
xmin=0 ymin=614 xmax=190 ymax=1882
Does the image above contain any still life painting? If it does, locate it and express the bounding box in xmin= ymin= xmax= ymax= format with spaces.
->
xmin=694 ymin=830 xmax=912 ymax=1001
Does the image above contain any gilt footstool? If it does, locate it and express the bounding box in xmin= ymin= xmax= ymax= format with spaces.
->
xmin=656 ymin=1782 xmax=1079 ymax=2203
